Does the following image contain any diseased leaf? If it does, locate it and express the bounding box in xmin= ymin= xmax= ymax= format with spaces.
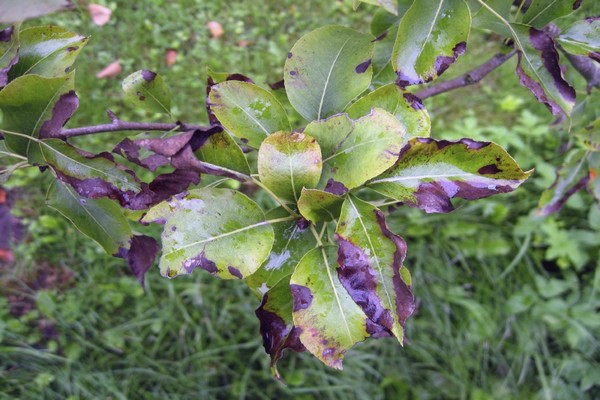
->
xmin=258 ymin=131 xmax=322 ymax=202
xmin=142 ymin=188 xmax=274 ymax=280
xmin=297 ymin=188 xmax=344 ymax=224
xmin=208 ymin=80 xmax=290 ymax=148
xmin=8 ymin=25 xmax=88 ymax=80
xmin=392 ymin=0 xmax=470 ymax=87
xmin=122 ymin=70 xmax=172 ymax=115
xmin=284 ymin=25 xmax=375 ymax=120
xmin=538 ymin=149 xmax=590 ymax=215
xmin=558 ymin=18 xmax=600 ymax=62
xmin=471 ymin=0 xmax=513 ymax=38
xmin=522 ymin=0 xmax=582 ymax=29
xmin=196 ymin=130 xmax=250 ymax=175
xmin=353 ymin=0 xmax=398 ymax=15
xmin=336 ymin=195 xmax=415 ymax=342
xmin=347 ymin=83 xmax=431 ymax=138
xmin=512 ymin=24 xmax=576 ymax=116
xmin=117 ymin=235 xmax=158 ymax=288
xmin=0 ymin=0 xmax=74 ymax=23
xmin=368 ymin=138 xmax=532 ymax=213
xmin=0 ymin=25 xmax=19 ymax=88
xmin=46 ymin=180 xmax=131 ymax=255
xmin=246 ymin=207 xmax=316 ymax=296
xmin=0 ymin=72 xmax=75 ymax=162
xmin=290 ymin=246 xmax=369 ymax=369
xmin=588 ymin=152 xmax=600 ymax=204
xmin=304 ymin=109 xmax=406 ymax=191
xmin=371 ymin=25 xmax=399 ymax=87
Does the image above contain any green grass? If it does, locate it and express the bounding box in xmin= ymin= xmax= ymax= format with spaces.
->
xmin=2 ymin=1 xmax=600 ymax=399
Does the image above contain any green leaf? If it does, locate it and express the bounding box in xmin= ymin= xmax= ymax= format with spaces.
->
xmin=347 ymin=83 xmax=431 ymax=138
xmin=557 ymin=18 xmax=600 ymax=61
xmin=257 ymin=131 xmax=322 ymax=203
xmin=353 ymin=0 xmax=398 ymax=15
xmin=392 ymin=0 xmax=470 ymax=87
xmin=142 ymin=188 xmax=275 ymax=280
xmin=368 ymin=138 xmax=532 ymax=213
xmin=284 ymin=25 xmax=375 ymax=121
xmin=290 ymin=246 xmax=369 ymax=369
xmin=196 ymin=130 xmax=250 ymax=175
xmin=304 ymin=109 xmax=406 ymax=191
xmin=371 ymin=25 xmax=398 ymax=87
xmin=46 ymin=180 xmax=132 ymax=255
xmin=471 ymin=0 xmax=513 ymax=37
xmin=208 ymin=81 xmax=290 ymax=148
xmin=246 ymin=207 xmax=316 ymax=296
xmin=122 ymin=70 xmax=172 ymax=115
xmin=8 ymin=25 xmax=88 ymax=80
xmin=336 ymin=195 xmax=414 ymax=343
xmin=521 ymin=0 xmax=582 ymax=29
xmin=0 ymin=72 xmax=74 ymax=162
xmin=297 ymin=188 xmax=344 ymax=224
xmin=0 ymin=25 xmax=19 ymax=87
xmin=0 ymin=0 xmax=74 ymax=23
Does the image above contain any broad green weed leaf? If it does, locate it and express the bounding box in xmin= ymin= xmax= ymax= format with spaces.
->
xmin=284 ymin=25 xmax=374 ymax=120
xmin=122 ymin=70 xmax=172 ymax=115
xmin=297 ymin=188 xmax=344 ymax=224
xmin=142 ymin=188 xmax=274 ymax=280
xmin=0 ymin=0 xmax=74 ymax=23
xmin=558 ymin=18 xmax=600 ymax=62
xmin=521 ymin=0 xmax=582 ymax=29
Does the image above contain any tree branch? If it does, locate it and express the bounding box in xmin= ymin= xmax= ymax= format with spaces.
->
xmin=59 ymin=110 xmax=209 ymax=138
xmin=415 ymin=50 xmax=517 ymax=99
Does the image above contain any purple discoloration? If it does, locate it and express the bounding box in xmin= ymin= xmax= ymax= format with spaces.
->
xmin=66 ymin=46 xmax=79 ymax=52
xmin=324 ymin=179 xmax=348 ymax=196
xmin=396 ymin=70 xmax=421 ymax=89
xmin=289 ymin=70 xmax=297 ymax=76
xmin=296 ymin=217 xmax=310 ymax=230
xmin=434 ymin=42 xmax=467 ymax=79
xmin=478 ymin=164 xmax=501 ymax=175
xmin=269 ymin=79 xmax=285 ymax=90
xmin=573 ymin=0 xmax=582 ymax=9
xmin=125 ymin=168 xmax=200 ymax=210
xmin=0 ymin=26 xmax=14 ymax=42
xmin=403 ymin=93 xmax=425 ymax=111
xmin=127 ymin=235 xmax=158 ymax=287
xmin=141 ymin=69 xmax=157 ymax=82
xmin=355 ymin=59 xmax=372 ymax=74
xmin=228 ymin=266 xmax=243 ymax=279
xmin=39 ymin=91 xmax=79 ymax=139
xmin=180 ymin=252 xmax=218 ymax=275
xmin=366 ymin=318 xmax=392 ymax=338
xmin=290 ymin=284 xmax=313 ymax=312
xmin=373 ymin=31 xmax=388 ymax=42
xmin=113 ymin=138 xmax=170 ymax=171
xmin=288 ymin=52 xmax=293 ymax=59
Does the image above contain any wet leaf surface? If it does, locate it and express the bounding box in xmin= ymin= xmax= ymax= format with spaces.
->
xmin=558 ymin=18 xmax=600 ymax=62
xmin=122 ymin=70 xmax=172 ymax=115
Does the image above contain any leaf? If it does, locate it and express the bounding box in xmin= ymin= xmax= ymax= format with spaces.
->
xmin=208 ymin=81 xmax=290 ymax=148
xmin=257 ymin=131 xmax=322 ymax=202
xmin=0 ymin=25 xmax=19 ymax=88
xmin=246 ymin=207 xmax=316 ymax=296
xmin=588 ymin=152 xmax=600 ymax=204
xmin=122 ymin=70 xmax=172 ymax=115
xmin=471 ymin=0 xmax=513 ymax=37
xmin=196 ymin=130 xmax=250 ymax=175
xmin=142 ymin=188 xmax=274 ymax=280
xmin=347 ymin=83 xmax=431 ymax=138
xmin=538 ymin=149 xmax=590 ymax=215
xmin=88 ymin=3 xmax=112 ymax=26
xmin=392 ymin=0 xmax=470 ymax=87
xmin=304 ymin=108 xmax=406 ymax=191
xmin=290 ymin=246 xmax=369 ymax=369
xmin=557 ymin=18 xmax=600 ymax=62
xmin=521 ymin=0 xmax=582 ymax=29
xmin=117 ymin=235 xmax=158 ymax=288
xmin=46 ymin=180 xmax=131 ymax=255
xmin=96 ymin=59 xmax=121 ymax=78
xmin=371 ymin=25 xmax=399 ymax=87
xmin=284 ymin=25 xmax=375 ymax=121
xmin=0 ymin=0 xmax=74 ymax=23
xmin=0 ymin=72 xmax=75 ymax=162
xmin=297 ymin=188 xmax=344 ymax=224
xmin=512 ymin=24 xmax=576 ymax=116
xmin=353 ymin=0 xmax=398 ymax=15
xmin=335 ymin=195 xmax=415 ymax=343
xmin=368 ymin=138 xmax=532 ymax=213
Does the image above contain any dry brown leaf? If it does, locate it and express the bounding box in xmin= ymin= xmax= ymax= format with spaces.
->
xmin=96 ymin=60 xmax=121 ymax=78
xmin=88 ymin=3 xmax=112 ymax=26
xmin=207 ymin=21 xmax=224 ymax=38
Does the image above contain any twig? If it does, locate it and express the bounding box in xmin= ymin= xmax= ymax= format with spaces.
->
xmin=415 ymin=50 xmax=517 ymax=99
xmin=59 ymin=109 xmax=209 ymax=138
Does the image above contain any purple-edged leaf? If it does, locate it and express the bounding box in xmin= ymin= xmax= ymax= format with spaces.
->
xmin=0 ymin=25 xmax=19 ymax=88
xmin=46 ymin=180 xmax=132 ymax=255
xmin=297 ymin=188 xmax=344 ymax=224
xmin=522 ymin=0 xmax=582 ymax=29
xmin=347 ymin=83 xmax=431 ymax=138
xmin=392 ymin=0 xmax=470 ymax=87
xmin=353 ymin=0 xmax=398 ymax=15
xmin=371 ymin=25 xmax=398 ymax=87
xmin=0 ymin=0 xmax=74 ymax=23
xmin=284 ymin=25 xmax=375 ymax=121
xmin=588 ymin=152 xmax=600 ymax=204
xmin=122 ymin=70 xmax=171 ymax=115
xmin=290 ymin=246 xmax=369 ymax=369
xmin=0 ymin=72 xmax=75 ymax=162
xmin=558 ymin=18 xmax=600 ymax=62
xmin=257 ymin=131 xmax=322 ymax=203
xmin=246 ymin=207 xmax=316 ymax=296
xmin=255 ymin=278 xmax=305 ymax=378
xmin=538 ymin=149 xmax=590 ymax=215
xmin=208 ymin=81 xmax=290 ymax=148
xmin=8 ymin=25 xmax=87 ymax=80
xmin=126 ymin=168 xmax=200 ymax=211
xmin=368 ymin=138 xmax=532 ymax=213
xmin=39 ymin=90 xmax=79 ymax=138
xmin=513 ymin=24 xmax=576 ymax=116
xmin=196 ymin=130 xmax=250 ymax=175
xmin=124 ymin=235 xmax=158 ymax=287
xmin=171 ymin=144 xmax=250 ymax=182
xmin=206 ymin=67 xmax=254 ymax=126
xmin=304 ymin=109 xmax=406 ymax=190
xmin=142 ymin=188 xmax=274 ymax=280
xmin=112 ymin=137 xmax=169 ymax=172
xmin=336 ymin=195 xmax=414 ymax=343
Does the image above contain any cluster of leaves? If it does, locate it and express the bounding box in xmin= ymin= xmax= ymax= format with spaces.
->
xmin=0 ymin=0 xmax=597 ymax=374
